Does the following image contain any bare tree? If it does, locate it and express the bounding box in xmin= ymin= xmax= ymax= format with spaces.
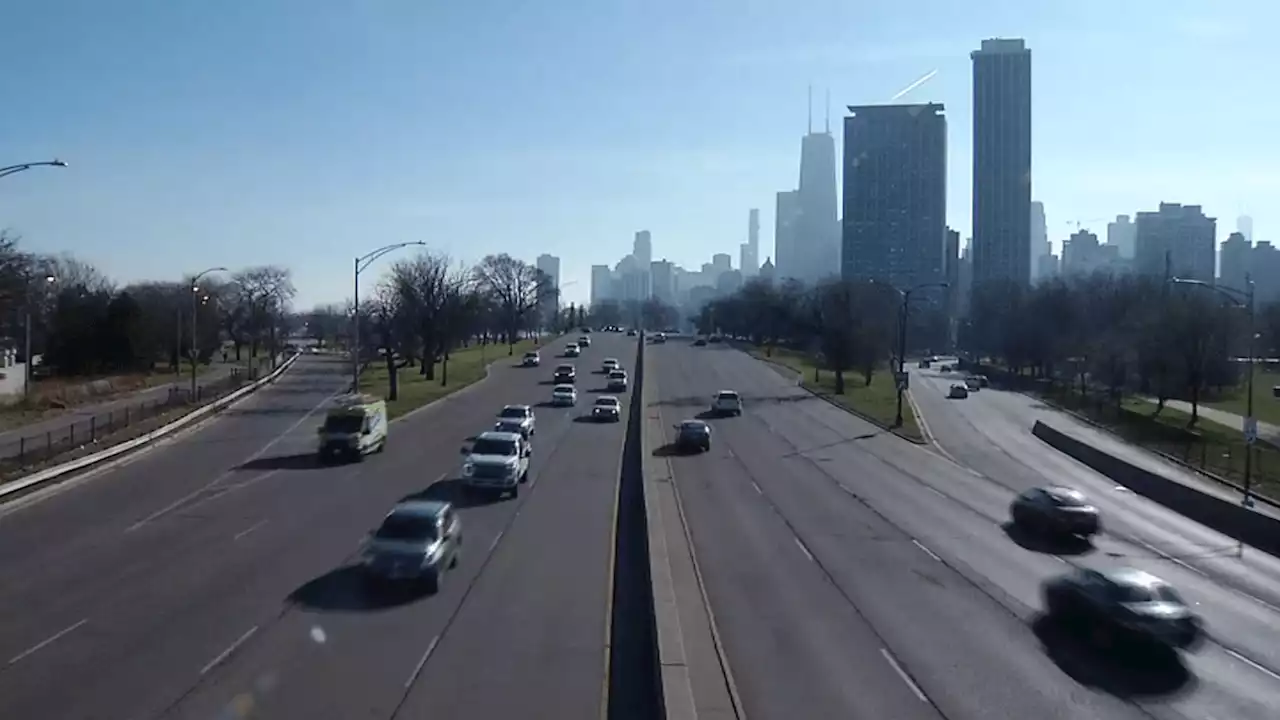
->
xmin=232 ymin=265 xmax=296 ymax=365
xmin=389 ymin=251 xmax=459 ymax=380
xmin=473 ymin=254 xmax=554 ymax=354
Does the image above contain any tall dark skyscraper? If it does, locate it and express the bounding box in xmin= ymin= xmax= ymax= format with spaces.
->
xmin=797 ymin=127 xmax=839 ymax=285
xmin=971 ymin=38 xmax=1032 ymax=288
xmin=841 ymin=103 xmax=948 ymax=291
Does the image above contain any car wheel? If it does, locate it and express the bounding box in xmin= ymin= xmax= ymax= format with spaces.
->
xmin=423 ymin=571 xmax=441 ymax=594
xmin=520 ymin=470 xmax=530 ymax=483
xmin=510 ymin=485 xmax=520 ymax=499
xmin=450 ymin=547 xmax=460 ymax=569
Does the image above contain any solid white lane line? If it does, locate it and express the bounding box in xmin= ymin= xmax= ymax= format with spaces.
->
xmin=200 ymin=626 xmax=258 ymax=675
xmin=750 ymin=481 xmax=762 ymax=495
xmin=912 ymin=539 xmax=942 ymax=562
xmin=489 ymin=530 xmax=505 ymax=553
xmin=926 ymin=486 xmax=947 ymax=499
xmin=880 ymin=647 xmax=929 ymax=702
xmin=794 ymin=537 xmax=814 ymax=562
xmin=8 ymin=619 xmax=88 ymax=665
xmin=1224 ymin=647 xmax=1280 ymax=681
xmin=233 ymin=519 xmax=267 ymax=541
xmin=404 ymin=635 xmax=440 ymax=689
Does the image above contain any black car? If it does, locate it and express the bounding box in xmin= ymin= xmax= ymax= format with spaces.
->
xmin=693 ymin=338 xmax=707 ymax=347
xmin=1010 ymin=485 xmax=1101 ymax=538
xmin=360 ymin=500 xmax=462 ymax=593
xmin=1043 ymin=568 xmax=1202 ymax=650
xmin=554 ymin=364 xmax=576 ymax=384
xmin=674 ymin=419 xmax=712 ymax=452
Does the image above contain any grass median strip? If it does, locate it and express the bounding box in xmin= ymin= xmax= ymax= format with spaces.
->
xmin=745 ymin=346 xmax=924 ymax=442
xmin=359 ymin=339 xmax=541 ymax=420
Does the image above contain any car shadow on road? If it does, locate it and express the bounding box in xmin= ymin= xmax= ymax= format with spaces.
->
xmin=589 ymin=387 xmax=613 ymax=394
xmin=1029 ymin=613 xmax=1196 ymax=699
xmin=288 ymin=565 xmax=430 ymax=612
xmin=538 ymin=379 xmax=557 ymax=385
xmin=401 ymin=478 xmax=504 ymax=510
xmin=237 ymin=453 xmax=318 ymax=471
xmin=1000 ymin=522 xmax=1095 ymax=556
xmin=652 ymin=443 xmax=689 ymax=457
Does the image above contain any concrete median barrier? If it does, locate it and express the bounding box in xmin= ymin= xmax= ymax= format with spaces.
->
xmin=1032 ymin=419 xmax=1280 ymax=556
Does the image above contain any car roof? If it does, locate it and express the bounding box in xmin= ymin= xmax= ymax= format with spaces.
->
xmin=502 ymin=404 xmax=532 ymax=411
xmin=680 ymin=419 xmax=709 ymax=428
xmin=1097 ymin=568 xmax=1168 ymax=590
xmin=476 ymin=430 xmax=522 ymax=442
xmin=388 ymin=499 xmax=448 ymax=518
xmin=553 ymin=384 xmax=576 ymax=391
xmin=717 ymin=389 xmax=739 ymax=396
xmin=1043 ymin=485 xmax=1087 ymax=503
xmin=523 ymin=350 xmax=539 ymax=355
xmin=610 ymin=369 xmax=627 ymax=375
xmin=605 ymin=357 xmax=619 ymax=362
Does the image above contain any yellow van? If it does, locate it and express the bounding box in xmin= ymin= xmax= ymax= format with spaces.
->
xmin=317 ymin=393 xmax=388 ymax=462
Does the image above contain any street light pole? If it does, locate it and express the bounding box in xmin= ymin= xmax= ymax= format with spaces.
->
xmin=894 ymin=281 xmax=950 ymax=427
xmin=351 ymin=242 xmax=427 ymax=392
xmin=1169 ymin=276 xmax=1257 ymax=509
xmin=190 ymin=267 xmax=228 ymax=399
xmin=22 ymin=273 xmax=56 ymax=400
xmin=0 ymin=159 xmax=67 ymax=180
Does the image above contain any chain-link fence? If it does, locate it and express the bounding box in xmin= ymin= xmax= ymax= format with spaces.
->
xmin=0 ymin=370 xmax=253 ymax=472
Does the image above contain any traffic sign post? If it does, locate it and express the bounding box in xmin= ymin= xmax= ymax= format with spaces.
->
xmin=1244 ymin=416 xmax=1258 ymax=445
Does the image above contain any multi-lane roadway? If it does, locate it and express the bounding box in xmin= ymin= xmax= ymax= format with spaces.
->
xmin=0 ymin=336 xmax=636 ymax=720
xmin=649 ymin=341 xmax=1280 ymax=720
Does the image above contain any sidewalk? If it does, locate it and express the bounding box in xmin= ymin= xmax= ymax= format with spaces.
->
xmin=0 ymin=357 xmax=264 ymax=463
xmin=1149 ymin=398 xmax=1280 ymax=444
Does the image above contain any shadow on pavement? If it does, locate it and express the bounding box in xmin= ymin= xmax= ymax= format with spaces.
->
xmin=652 ymin=443 xmax=691 ymax=457
xmin=1001 ymin=522 xmax=1095 ymax=556
xmin=238 ymin=453 xmax=318 ymax=471
xmin=538 ymin=379 xmax=557 ymax=385
xmin=401 ymin=477 xmax=504 ymax=510
xmin=223 ymin=406 xmax=317 ymax=418
xmin=1029 ymin=613 xmax=1196 ymax=699
xmin=589 ymin=387 xmax=612 ymax=394
xmin=288 ymin=565 xmax=430 ymax=612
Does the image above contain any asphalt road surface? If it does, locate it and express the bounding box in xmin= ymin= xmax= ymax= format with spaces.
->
xmin=0 ymin=336 xmax=635 ymax=720
xmin=649 ymin=341 xmax=1280 ymax=720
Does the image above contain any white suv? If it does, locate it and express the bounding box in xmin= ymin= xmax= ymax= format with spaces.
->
xmin=712 ymin=390 xmax=743 ymax=417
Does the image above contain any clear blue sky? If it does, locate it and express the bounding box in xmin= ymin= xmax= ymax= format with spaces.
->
xmin=1 ymin=0 xmax=1273 ymax=308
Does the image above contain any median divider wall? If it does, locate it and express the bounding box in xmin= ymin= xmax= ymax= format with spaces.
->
xmin=0 ymin=352 xmax=302 ymax=501
xmin=1032 ymin=419 xmax=1280 ymax=555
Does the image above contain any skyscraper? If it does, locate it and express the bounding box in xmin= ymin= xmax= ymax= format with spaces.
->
xmin=797 ymin=98 xmax=840 ymax=285
xmin=535 ymin=254 xmax=561 ymax=326
xmin=841 ymin=103 xmax=947 ymax=291
xmin=1029 ymin=201 xmax=1046 ymax=280
xmin=740 ymin=209 xmax=760 ymax=277
xmin=775 ymin=190 xmax=801 ymax=281
xmin=1106 ymin=215 xmax=1136 ymax=259
xmin=590 ymin=264 xmax=613 ymax=306
xmin=1134 ymin=203 xmax=1216 ymax=282
xmin=1219 ymin=231 xmax=1250 ymax=291
xmin=1238 ymin=215 xmax=1254 ymax=242
xmin=971 ymin=38 xmax=1032 ymax=288
xmin=633 ymin=230 xmax=652 ymax=267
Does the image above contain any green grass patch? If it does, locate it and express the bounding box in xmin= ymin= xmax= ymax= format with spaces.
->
xmin=359 ymin=339 xmax=541 ymax=420
xmin=746 ymin=346 xmax=924 ymax=442
xmin=1200 ymin=365 xmax=1280 ymax=427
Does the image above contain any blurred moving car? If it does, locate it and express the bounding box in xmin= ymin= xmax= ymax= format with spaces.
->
xmin=1042 ymin=568 xmax=1203 ymax=650
xmin=712 ymin=390 xmax=743 ymax=416
xmin=652 ymin=332 xmax=667 ymax=344
xmin=564 ymin=343 xmax=581 ymax=358
xmin=693 ymin=338 xmax=707 ymax=347
xmin=554 ymin=363 xmax=576 ymax=384
xmin=1010 ymin=486 xmax=1100 ymax=538
xmin=964 ymin=376 xmax=983 ymax=391
xmin=497 ymin=404 xmax=536 ymax=435
xmin=317 ymin=394 xmax=388 ymax=463
xmin=674 ymin=419 xmax=712 ymax=452
xmin=521 ymin=351 xmax=540 ymax=367
xmin=461 ymin=431 xmax=530 ymax=497
xmin=360 ymin=500 xmax=461 ymax=592
xmin=626 ymin=329 xmax=638 ymax=337
xmin=607 ymin=370 xmax=629 ymax=392
xmin=551 ymin=384 xmax=578 ymax=406
xmin=948 ymin=384 xmax=969 ymax=399
xmin=577 ymin=335 xmax=592 ymax=348
xmin=602 ymin=358 xmax=620 ymax=373
xmin=591 ymin=396 xmax=622 ymax=422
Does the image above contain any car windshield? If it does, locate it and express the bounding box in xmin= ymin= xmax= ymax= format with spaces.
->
xmin=495 ymin=421 xmax=523 ymax=433
xmin=610 ymin=371 xmax=626 ymax=378
xmin=323 ymin=414 xmax=364 ymax=434
xmin=524 ymin=352 xmax=537 ymax=358
xmin=499 ymin=407 xmax=528 ymax=419
xmin=554 ymin=385 xmax=575 ymax=393
xmin=681 ymin=422 xmax=708 ymax=432
xmin=718 ymin=392 xmax=739 ymax=400
xmin=472 ymin=438 xmax=517 ymax=456
xmin=557 ymin=365 xmax=574 ymax=372
xmin=596 ymin=398 xmax=619 ymax=407
xmin=375 ymin=513 xmax=438 ymax=542
xmin=1047 ymin=489 xmax=1088 ymax=506
xmin=1114 ymin=582 xmax=1182 ymax=604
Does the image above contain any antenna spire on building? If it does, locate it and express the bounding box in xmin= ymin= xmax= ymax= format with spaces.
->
xmin=807 ymin=84 xmax=813 ymax=133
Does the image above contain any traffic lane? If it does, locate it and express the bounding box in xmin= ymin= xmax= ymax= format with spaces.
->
xmin=736 ymin=382 xmax=1280 ymax=719
xmin=693 ymin=349 xmax=1280 ymax=718
xmin=0 ymin=341 xmax=619 ymax=720
xmin=398 ymin=369 xmax=630 ymax=719
xmin=653 ymin=347 xmax=1149 ymax=720
xmin=151 ymin=335 xmax=634 ymax=720
xmin=0 ymin=354 xmax=349 ymax=659
xmin=908 ymin=366 xmax=1280 ymax=632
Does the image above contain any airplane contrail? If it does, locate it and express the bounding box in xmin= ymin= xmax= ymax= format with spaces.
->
xmin=890 ymin=69 xmax=938 ymax=101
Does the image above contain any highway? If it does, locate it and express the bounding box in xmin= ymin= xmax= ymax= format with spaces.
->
xmin=0 ymin=335 xmax=635 ymax=720
xmin=649 ymin=341 xmax=1280 ymax=720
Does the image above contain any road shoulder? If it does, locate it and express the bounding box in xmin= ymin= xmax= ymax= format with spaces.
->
xmin=643 ymin=347 xmax=740 ymax=720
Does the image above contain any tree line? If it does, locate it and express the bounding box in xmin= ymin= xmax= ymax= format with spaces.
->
xmin=0 ymin=231 xmax=296 ymax=380
xmin=694 ymin=271 xmax=1268 ymax=419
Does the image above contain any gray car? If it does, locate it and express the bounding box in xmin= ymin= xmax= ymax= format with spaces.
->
xmin=1010 ymin=485 xmax=1100 ymax=538
xmin=1043 ymin=568 xmax=1202 ymax=650
xmin=360 ymin=500 xmax=462 ymax=593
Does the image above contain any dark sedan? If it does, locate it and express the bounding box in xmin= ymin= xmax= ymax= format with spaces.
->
xmin=360 ymin=500 xmax=462 ymax=593
xmin=1010 ymin=485 xmax=1101 ymax=538
xmin=674 ymin=419 xmax=712 ymax=452
xmin=1043 ymin=568 xmax=1203 ymax=650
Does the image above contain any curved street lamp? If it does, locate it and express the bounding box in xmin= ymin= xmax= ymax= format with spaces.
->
xmin=1170 ymin=275 xmax=1258 ymax=510
xmin=0 ymin=159 xmax=68 ymax=180
xmin=892 ymin=281 xmax=950 ymax=427
xmin=351 ymin=242 xmax=427 ymax=391
xmin=189 ymin=267 xmax=229 ymax=397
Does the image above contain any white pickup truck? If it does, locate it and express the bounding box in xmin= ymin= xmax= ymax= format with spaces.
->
xmin=461 ymin=431 xmax=530 ymax=498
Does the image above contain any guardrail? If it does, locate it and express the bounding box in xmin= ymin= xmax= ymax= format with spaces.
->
xmin=0 ymin=352 xmax=301 ymax=501
xmin=1032 ymin=419 xmax=1280 ymax=556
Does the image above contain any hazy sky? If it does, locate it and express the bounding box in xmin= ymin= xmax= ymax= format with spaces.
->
xmin=1 ymin=0 xmax=1273 ymax=307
